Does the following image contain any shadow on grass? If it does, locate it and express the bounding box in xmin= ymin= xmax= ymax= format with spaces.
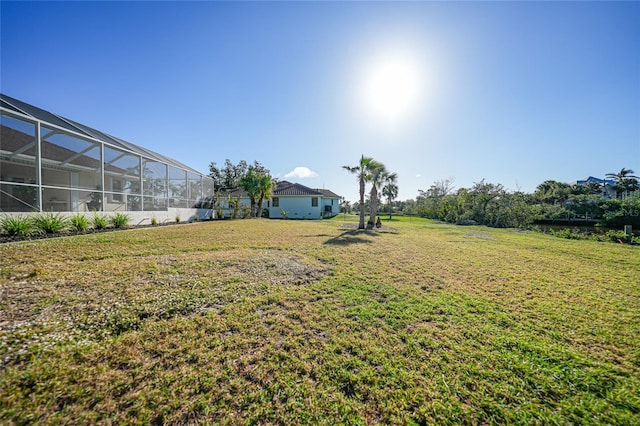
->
xmin=324 ymin=230 xmax=379 ymax=245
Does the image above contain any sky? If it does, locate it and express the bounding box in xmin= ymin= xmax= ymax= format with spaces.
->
xmin=1 ymin=1 xmax=639 ymax=203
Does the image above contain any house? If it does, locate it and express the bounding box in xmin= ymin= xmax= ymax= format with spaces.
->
xmin=223 ymin=180 xmax=341 ymax=219
xmin=574 ymin=176 xmax=616 ymax=198
xmin=1 ymin=94 xmax=215 ymax=221
xmin=575 ymin=176 xmax=639 ymax=199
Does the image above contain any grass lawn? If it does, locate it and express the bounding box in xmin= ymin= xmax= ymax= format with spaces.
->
xmin=1 ymin=217 xmax=639 ymax=424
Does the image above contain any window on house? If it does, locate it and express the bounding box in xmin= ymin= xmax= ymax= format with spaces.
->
xmin=272 ymin=197 xmax=279 ymax=207
xmin=311 ymin=197 xmax=318 ymax=207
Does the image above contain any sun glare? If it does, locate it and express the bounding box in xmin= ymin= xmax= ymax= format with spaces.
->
xmin=363 ymin=54 xmax=422 ymax=125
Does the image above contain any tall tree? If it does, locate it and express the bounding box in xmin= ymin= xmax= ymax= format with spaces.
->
xmin=240 ymin=170 xmax=261 ymax=218
xmin=237 ymin=162 xmax=275 ymax=218
xmin=421 ymin=178 xmax=455 ymax=199
xmin=571 ymin=181 xmax=602 ymax=196
xmin=606 ymin=168 xmax=639 ymax=197
xmin=255 ymin=174 xmax=276 ymax=218
xmin=468 ymin=180 xmax=505 ymax=224
xmin=339 ymin=197 xmax=351 ymax=214
xmin=342 ymin=155 xmax=381 ymax=229
xmin=534 ymin=180 xmax=571 ymax=205
xmin=209 ymin=159 xmax=249 ymax=191
xmin=366 ymin=167 xmax=398 ymax=225
xmin=367 ymin=164 xmax=386 ymax=227
xmin=382 ymin=180 xmax=399 ymax=219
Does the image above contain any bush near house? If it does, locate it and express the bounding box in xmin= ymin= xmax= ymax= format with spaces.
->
xmin=32 ymin=212 xmax=69 ymax=234
xmin=0 ymin=215 xmax=33 ymax=237
xmin=110 ymin=212 xmax=130 ymax=229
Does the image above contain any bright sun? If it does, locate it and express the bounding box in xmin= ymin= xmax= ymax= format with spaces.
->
xmin=364 ymin=54 xmax=421 ymax=124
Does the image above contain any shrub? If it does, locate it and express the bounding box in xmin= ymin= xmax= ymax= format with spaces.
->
xmin=548 ymin=228 xmax=582 ymax=240
xmin=93 ymin=213 xmax=108 ymax=230
xmin=151 ymin=216 xmax=158 ymax=226
xmin=110 ymin=213 xmax=130 ymax=229
xmin=241 ymin=205 xmax=251 ymax=219
xmin=32 ymin=212 xmax=68 ymax=234
xmin=175 ymin=215 xmax=181 ymax=223
xmin=606 ymin=230 xmax=631 ymax=244
xmin=0 ymin=215 xmax=33 ymax=237
xmin=70 ymin=214 xmax=90 ymax=232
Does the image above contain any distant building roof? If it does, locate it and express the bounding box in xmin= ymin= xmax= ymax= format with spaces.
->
xmin=226 ymin=187 xmax=248 ymax=198
xmin=575 ymin=176 xmax=615 ymax=186
xmin=225 ymin=180 xmax=341 ymax=198
xmin=574 ymin=176 xmax=640 ymax=192
xmin=317 ymin=188 xmax=341 ymax=198
xmin=275 ymin=181 xmax=322 ymax=196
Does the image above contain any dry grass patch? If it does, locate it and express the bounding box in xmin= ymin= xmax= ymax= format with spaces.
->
xmin=1 ymin=219 xmax=639 ymax=424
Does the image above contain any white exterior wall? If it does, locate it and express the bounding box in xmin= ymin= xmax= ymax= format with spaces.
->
xmin=2 ymin=207 xmax=213 ymax=226
xmin=109 ymin=208 xmax=213 ymax=224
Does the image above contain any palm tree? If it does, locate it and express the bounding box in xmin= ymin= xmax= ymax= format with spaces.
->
xmin=256 ymin=175 xmax=276 ymax=218
xmin=240 ymin=170 xmax=261 ymax=218
xmin=606 ymin=168 xmax=638 ymax=181
xmin=342 ymin=155 xmax=381 ymax=229
xmin=606 ymin=168 xmax=639 ymax=197
xmin=382 ymin=179 xmax=399 ymax=220
xmin=534 ymin=180 xmax=571 ymax=205
xmin=228 ymin=194 xmax=241 ymax=219
xmin=368 ymin=165 xmax=391 ymax=227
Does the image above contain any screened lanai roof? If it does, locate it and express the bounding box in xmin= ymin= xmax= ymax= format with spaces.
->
xmin=1 ymin=93 xmax=204 ymax=176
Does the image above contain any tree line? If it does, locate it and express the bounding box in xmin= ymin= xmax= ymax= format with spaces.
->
xmin=207 ymin=159 xmax=275 ymax=218
xmin=208 ymin=157 xmax=638 ymax=231
xmin=399 ymin=168 xmax=639 ymax=229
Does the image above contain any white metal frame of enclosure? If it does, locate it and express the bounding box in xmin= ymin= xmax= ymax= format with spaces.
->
xmin=0 ymin=99 xmax=215 ymax=213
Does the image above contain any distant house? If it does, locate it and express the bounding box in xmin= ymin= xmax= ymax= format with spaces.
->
xmin=224 ymin=180 xmax=341 ymax=219
xmin=574 ymin=176 xmax=639 ymax=199
xmin=574 ymin=176 xmax=617 ymax=198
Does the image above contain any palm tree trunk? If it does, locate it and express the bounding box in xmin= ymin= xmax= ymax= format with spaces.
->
xmin=369 ymin=186 xmax=378 ymax=227
xmin=257 ymin=194 xmax=265 ymax=218
xmin=359 ymin=177 xmax=366 ymax=229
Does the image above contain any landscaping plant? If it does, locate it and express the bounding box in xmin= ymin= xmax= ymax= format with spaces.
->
xmin=110 ymin=212 xmax=130 ymax=229
xmin=32 ymin=212 xmax=68 ymax=234
xmin=69 ymin=213 xmax=90 ymax=232
xmin=92 ymin=213 xmax=108 ymax=230
xmin=0 ymin=214 xmax=33 ymax=237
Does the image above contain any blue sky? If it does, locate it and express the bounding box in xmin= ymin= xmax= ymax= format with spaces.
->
xmin=2 ymin=1 xmax=639 ymax=202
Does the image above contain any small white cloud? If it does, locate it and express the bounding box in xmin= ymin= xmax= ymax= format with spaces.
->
xmin=285 ymin=166 xmax=318 ymax=179
xmin=415 ymin=174 xmax=422 ymax=178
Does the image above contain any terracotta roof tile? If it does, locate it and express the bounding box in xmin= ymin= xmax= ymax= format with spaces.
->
xmin=317 ymin=189 xmax=341 ymax=198
xmin=274 ymin=181 xmax=322 ymax=196
xmin=224 ymin=180 xmax=341 ymax=198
